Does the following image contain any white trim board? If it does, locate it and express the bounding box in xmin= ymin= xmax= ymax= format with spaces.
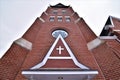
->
xmin=22 ymin=70 xmax=98 ymax=80
xmin=15 ymin=38 xmax=32 ymax=50
xmin=99 ymin=36 xmax=117 ymax=39
xmin=31 ymin=35 xmax=89 ymax=69
xmin=113 ymin=30 xmax=120 ymax=32
xmin=48 ymin=57 xmax=72 ymax=59
xmin=22 ymin=70 xmax=98 ymax=75
xmin=39 ymin=17 xmax=45 ymax=22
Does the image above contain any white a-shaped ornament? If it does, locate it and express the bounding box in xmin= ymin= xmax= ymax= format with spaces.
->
xmin=31 ymin=34 xmax=89 ymax=69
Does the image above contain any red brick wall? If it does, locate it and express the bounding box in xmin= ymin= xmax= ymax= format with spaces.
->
xmin=106 ymin=39 xmax=120 ymax=58
xmin=92 ymin=43 xmax=120 ymax=80
xmin=114 ymin=31 xmax=120 ymax=39
xmin=0 ymin=43 xmax=29 ymax=80
xmin=22 ymin=18 xmax=42 ymax=43
xmin=42 ymin=59 xmax=79 ymax=68
xmin=72 ymin=12 xmax=80 ymax=20
xmin=112 ymin=17 xmax=120 ymax=29
xmin=68 ymin=7 xmax=74 ymax=14
xmin=76 ymin=18 xmax=97 ymax=43
xmin=45 ymin=6 xmax=51 ymax=13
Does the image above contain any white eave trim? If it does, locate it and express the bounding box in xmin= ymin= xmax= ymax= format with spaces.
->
xmin=110 ymin=16 xmax=114 ymax=27
xmin=31 ymin=35 xmax=89 ymax=70
xmin=99 ymin=35 xmax=117 ymax=39
xmin=22 ymin=70 xmax=98 ymax=75
xmin=99 ymin=35 xmax=120 ymax=43
xmin=113 ymin=30 xmax=120 ymax=32
xmin=87 ymin=38 xmax=104 ymax=50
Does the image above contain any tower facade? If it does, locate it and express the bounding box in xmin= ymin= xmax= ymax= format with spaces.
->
xmin=0 ymin=3 xmax=120 ymax=80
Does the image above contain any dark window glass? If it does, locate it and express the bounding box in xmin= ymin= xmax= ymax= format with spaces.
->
xmin=65 ymin=17 xmax=71 ymax=22
xmin=58 ymin=16 xmax=62 ymax=22
xmin=50 ymin=16 xmax=55 ymax=22
xmin=62 ymin=10 xmax=66 ymax=14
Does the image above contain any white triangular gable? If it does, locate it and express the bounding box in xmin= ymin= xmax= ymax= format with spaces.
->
xmin=31 ymin=35 xmax=89 ymax=69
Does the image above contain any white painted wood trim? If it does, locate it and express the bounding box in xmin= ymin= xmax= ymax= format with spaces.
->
xmin=71 ymin=12 xmax=75 ymax=16
xmin=22 ymin=71 xmax=98 ymax=75
xmin=99 ymin=36 xmax=117 ymax=39
xmin=48 ymin=57 xmax=72 ymax=59
xmin=87 ymin=38 xmax=104 ymax=50
xmin=75 ymin=18 xmax=80 ymax=23
xmin=15 ymin=38 xmax=32 ymax=50
xmin=110 ymin=16 xmax=114 ymax=27
xmin=39 ymin=17 xmax=45 ymax=22
xmin=44 ymin=12 xmax=48 ymax=15
xmin=113 ymin=30 xmax=120 ymax=32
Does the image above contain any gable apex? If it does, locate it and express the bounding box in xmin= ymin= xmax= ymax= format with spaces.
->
xmin=50 ymin=3 xmax=69 ymax=8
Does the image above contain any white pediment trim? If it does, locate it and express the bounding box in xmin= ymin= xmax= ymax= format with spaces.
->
xmin=31 ymin=35 xmax=89 ymax=69
xmin=48 ymin=57 xmax=72 ymax=59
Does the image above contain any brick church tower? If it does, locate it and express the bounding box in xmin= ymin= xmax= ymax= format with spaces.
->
xmin=0 ymin=3 xmax=120 ymax=80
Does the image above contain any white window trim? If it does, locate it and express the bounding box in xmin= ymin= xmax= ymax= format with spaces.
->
xmin=62 ymin=10 xmax=66 ymax=14
xmin=57 ymin=16 xmax=62 ymax=18
xmin=65 ymin=16 xmax=70 ymax=18
xmin=62 ymin=10 xmax=66 ymax=12
xmin=53 ymin=10 xmax=57 ymax=12
xmin=31 ymin=35 xmax=89 ymax=69
xmin=65 ymin=16 xmax=71 ymax=22
xmin=50 ymin=16 xmax=55 ymax=18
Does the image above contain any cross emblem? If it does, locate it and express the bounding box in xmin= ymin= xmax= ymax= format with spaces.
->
xmin=56 ymin=46 xmax=64 ymax=54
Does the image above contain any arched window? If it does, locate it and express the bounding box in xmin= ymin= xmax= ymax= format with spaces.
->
xmin=52 ymin=29 xmax=68 ymax=38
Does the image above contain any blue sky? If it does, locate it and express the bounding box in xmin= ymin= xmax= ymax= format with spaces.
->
xmin=0 ymin=0 xmax=120 ymax=58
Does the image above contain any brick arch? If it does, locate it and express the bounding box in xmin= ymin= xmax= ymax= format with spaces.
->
xmin=50 ymin=27 xmax=70 ymax=35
